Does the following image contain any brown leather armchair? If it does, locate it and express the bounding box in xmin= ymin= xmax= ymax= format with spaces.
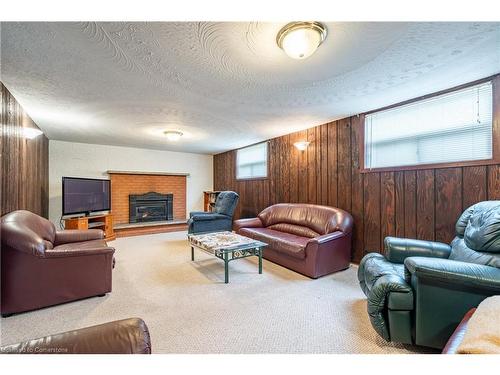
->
xmin=1 ymin=210 xmax=115 ymax=317
xmin=233 ymin=203 xmax=353 ymax=278
xmin=0 ymin=318 xmax=151 ymax=354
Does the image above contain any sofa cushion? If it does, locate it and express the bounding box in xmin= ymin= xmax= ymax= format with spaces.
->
xmin=52 ymin=239 xmax=109 ymax=253
xmin=267 ymin=223 xmax=319 ymax=238
xmin=449 ymin=237 xmax=500 ymax=268
xmin=238 ymin=227 xmax=309 ymax=259
xmin=463 ymin=201 xmax=500 ymax=253
xmin=456 ymin=201 xmax=500 ymax=239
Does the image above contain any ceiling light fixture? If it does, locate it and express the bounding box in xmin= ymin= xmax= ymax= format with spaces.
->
xmin=293 ymin=141 xmax=310 ymax=151
xmin=277 ymin=22 xmax=327 ymax=60
xmin=22 ymin=127 xmax=43 ymax=139
xmin=163 ymin=130 xmax=183 ymax=142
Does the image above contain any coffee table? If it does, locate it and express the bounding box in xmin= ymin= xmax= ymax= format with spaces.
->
xmin=188 ymin=231 xmax=267 ymax=283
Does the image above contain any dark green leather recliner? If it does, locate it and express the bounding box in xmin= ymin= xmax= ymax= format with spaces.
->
xmin=358 ymin=200 xmax=500 ymax=349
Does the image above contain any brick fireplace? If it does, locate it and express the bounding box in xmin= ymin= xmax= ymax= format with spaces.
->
xmin=108 ymin=171 xmax=188 ymax=236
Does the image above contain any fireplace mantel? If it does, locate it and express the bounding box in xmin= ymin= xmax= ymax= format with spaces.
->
xmin=107 ymin=170 xmax=190 ymax=177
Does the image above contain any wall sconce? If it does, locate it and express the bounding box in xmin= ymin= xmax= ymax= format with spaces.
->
xmin=22 ymin=127 xmax=43 ymax=139
xmin=293 ymin=141 xmax=310 ymax=151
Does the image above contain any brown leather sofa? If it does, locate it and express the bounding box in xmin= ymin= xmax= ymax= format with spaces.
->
xmin=1 ymin=210 xmax=115 ymax=317
xmin=0 ymin=318 xmax=151 ymax=354
xmin=233 ymin=203 xmax=353 ymax=278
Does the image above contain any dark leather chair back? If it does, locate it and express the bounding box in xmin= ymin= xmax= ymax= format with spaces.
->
xmin=257 ymin=203 xmax=353 ymax=237
xmin=1 ymin=210 xmax=56 ymax=256
xmin=450 ymin=200 xmax=500 ymax=268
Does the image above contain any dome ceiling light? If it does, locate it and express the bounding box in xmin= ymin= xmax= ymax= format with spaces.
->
xmin=276 ymin=22 xmax=328 ymax=60
xmin=163 ymin=130 xmax=183 ymax=141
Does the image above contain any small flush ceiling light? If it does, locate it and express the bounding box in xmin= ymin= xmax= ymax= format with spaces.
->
xmin=277 ymin=22 xmax=327 ymax=60
xmin=22 ymin=127 xmax=43 ymax=139
xmin=293 ymin=141 xmax=310 ymax=151
xmin=163 ymin=130 xmax=183 ymax=142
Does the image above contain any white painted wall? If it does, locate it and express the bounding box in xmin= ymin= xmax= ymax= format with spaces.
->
xmin=49 ymin=140 xmax=213 ymax=226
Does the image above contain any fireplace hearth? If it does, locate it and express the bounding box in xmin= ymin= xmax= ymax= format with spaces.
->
xmin=129 ymin=192 xmax=173 ymax=223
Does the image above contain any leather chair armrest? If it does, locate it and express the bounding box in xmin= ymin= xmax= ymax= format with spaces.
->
xmin=189 ymin=211 xmax=211 ymax=218
xmin=367 ymin=274 xmax=413 ymax=341
xmin=233 ymin=217 xmax=263 ymax=232
xmin=0 ymin=318 xmax=151 ymax=354
xmin=45 ymin=246 xmax=115 ymax=258
xmin=54 ymin=229 xmax=104 ymax=245
xmin=190 ymin=213 xmax=228 ymax=221
xmin=385 ymin=236 xmax=451 ymax=264
xmin=442 ymin=308 xmax=476 ymax=354
xmin=404 ymin=257 xmax=500 ymax=292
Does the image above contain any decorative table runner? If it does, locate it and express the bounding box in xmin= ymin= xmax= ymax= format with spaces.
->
xmin=189 ymin=231 xmax=258 ymax=252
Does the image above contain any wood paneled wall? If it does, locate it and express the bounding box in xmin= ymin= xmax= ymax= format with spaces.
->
xmin=1 ymin=83 xmax=49 ymax=217
xmin=214 ymin=84 xmax=500 ymax=263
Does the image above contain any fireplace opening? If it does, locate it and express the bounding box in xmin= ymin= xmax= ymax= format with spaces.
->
xmin=129 ymin=192 xmax=173 ymax=223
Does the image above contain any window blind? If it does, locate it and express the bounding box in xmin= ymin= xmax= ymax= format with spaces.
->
xmin=364 ymin=81 xmax=493 ymax=169
xmin=236 ymin=142 xmax=268 ymax=179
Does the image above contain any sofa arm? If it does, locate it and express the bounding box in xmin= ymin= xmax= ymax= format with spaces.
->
xmin=0 ymin=318 xmax=151 ymax=354
xmin=385 ymin=236 xmax=451 ymax=264
xmin=45 ymin=246 xmax=115 ymax=258
xmin=233 ymin=217 xmax=263 ymax=232
xmin=404 ymin=257 xmax=500 ymax=293
xmin=54 ymin=229 xmax=104 ymax=245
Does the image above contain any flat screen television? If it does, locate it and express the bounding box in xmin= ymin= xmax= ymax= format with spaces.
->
xmin=62 ymin=177 xmax=111 ymax=216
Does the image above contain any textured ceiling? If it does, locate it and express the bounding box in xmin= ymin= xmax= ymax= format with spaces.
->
xmin=1 ymin=22 xmax=499 ymax=154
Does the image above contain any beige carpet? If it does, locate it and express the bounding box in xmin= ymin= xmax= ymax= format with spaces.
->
xmin=0 ymin=231 xmax=430 ymax=353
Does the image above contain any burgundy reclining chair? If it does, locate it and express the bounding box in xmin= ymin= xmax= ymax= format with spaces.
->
xmin=1 ymin=210 xmax=115 ymax=317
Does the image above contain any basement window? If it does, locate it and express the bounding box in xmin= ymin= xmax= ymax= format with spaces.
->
xmin=364 ymin=81 xmax=493 ymax=170
xmin=236 ymin=142 xmax=268 ymax=180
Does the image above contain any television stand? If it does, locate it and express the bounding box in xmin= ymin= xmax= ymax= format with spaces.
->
xmin=64 ymin=213 xmax=116 ymax=241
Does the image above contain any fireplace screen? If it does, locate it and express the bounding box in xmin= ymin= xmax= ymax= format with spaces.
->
xmin=129 ymin=192 xmax=173 ymax=223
